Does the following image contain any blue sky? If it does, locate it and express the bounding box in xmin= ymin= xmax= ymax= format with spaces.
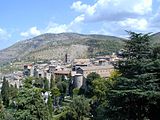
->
xmin=0 ymin=0 xmax=159 ymax=49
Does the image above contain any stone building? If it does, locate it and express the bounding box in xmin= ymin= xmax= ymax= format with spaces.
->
xmin=71 ymin=64 xmax=114 ymax=89
xmin=76 ymin=65 xmax=114 ymax=78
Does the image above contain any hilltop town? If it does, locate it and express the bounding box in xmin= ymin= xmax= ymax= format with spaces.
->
xmin=0 ymin=51 xmax=122 ymax=91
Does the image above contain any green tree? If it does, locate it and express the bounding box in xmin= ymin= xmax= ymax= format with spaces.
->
xmin=0 ymin=99 xmax=5 ymax=119
xmin=23 ymin=77 xmax=33 ymax=88
xmin=9 ymin=84 xmax=18 ymax=100
xmin=51 ymin=87 xmax=61 ymax=97
xmin=0 ymin=99 xmax=14 ymax=120
xmin=92 ymin=78 xmax=113 ymax=102
xmin=34 ymin=77 xmax=43 ymax=88
xmin=90 ymin=77 xmax=116 ymax=119
xmin=1 ymin=77 xmax=10 ymax=107
xmin=85 ymin=72 xmax=101 ymax=98
xmin=13 ymin=88 xmax=50 ymax=120
xmin=44 ymin=77 xmax=49 ymax=91
xmin=51 ymin=87 xmax=60 ymax=107
xmin=47 ymin=95 xmax=53 ymax=118
xmin=57 ymin=81 xmax=67 ymax=101
xmin=65 ymin=96 xmax=91 ymax=120
xmin=50 ymin=74 xmax=55 ymax=90
xmin=106 ymin=32 xmax=160 ymax=120
xmin=8 ymin=77 xmax=51 ymax=120
xmin=72 ymin=88 xmax=79 ymax=96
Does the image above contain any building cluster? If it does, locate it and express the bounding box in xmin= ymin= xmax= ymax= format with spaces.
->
xmin=23 ymin=53 xmax=121 ymax=89
xmin=0 ymin=53 xmax=122 ymax=90
xmin=0 ymin=71 xmax=23 ymax=91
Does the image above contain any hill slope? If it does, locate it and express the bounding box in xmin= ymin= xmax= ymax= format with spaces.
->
xmin=0 ymin=33 xmax=125 ymax=64
xmin=150 ymin=32 xmax=160 ymax=46
xmin=1 ymin=32 xmax=160 ymax=65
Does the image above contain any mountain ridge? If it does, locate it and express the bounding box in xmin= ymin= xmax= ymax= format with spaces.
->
xmin=0 ymin=32 xmax=159 ymax=65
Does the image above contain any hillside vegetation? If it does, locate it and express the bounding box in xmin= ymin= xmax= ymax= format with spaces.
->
xmin=0 ymin=33 xmax=125 ymax=64
xmin=150 ymin=32 xmax=160 ymax=46
xmin=0 ymin=32 xmax=160 ymax=65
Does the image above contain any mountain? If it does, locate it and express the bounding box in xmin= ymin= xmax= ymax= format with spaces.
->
xmin=1 ymin=32 xmax=160 ymax=65
xmin=0 ymin=33 xmax=126 ymax=64
xmin=150 ymin=32 xmax=160 ymax=45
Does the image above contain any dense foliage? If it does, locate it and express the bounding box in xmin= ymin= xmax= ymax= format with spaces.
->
xmin=105 ymin=32 xmax=160 ymax=120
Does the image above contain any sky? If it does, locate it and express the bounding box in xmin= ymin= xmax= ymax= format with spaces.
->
xmin=0 ymin=0 xmax=160 ymax=49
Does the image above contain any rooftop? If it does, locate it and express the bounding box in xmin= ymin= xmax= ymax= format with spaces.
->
xmin=79 ymin=65 xmax=114 ymax=71
xmin=54 ymin=70 xmax=71 ymax=75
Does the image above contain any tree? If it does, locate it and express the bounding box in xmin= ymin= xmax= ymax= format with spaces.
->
xmin=9 ymin=84 xmax=18 ymax=99
xmin=44 ymin=77 xmax=49 ymax=91
xmin=57 ymin=81 xmax=67 ymax=101
xmin=51 ymin=87 xmax=60 ymax=107
xmin=47 ymin=95 xmax=53 ymax=118
xmin=91 ymin=76 xmax=116 ymax=119
xmin=13 ymin=88 xmax=50 ymax=120
xmin=116 ymin=32 xmax=159 ymax=91
xmin=106 ymin=32 xmax=160 ymax=120
xmin=8 ymin=77 xmax=51 ymax=120
xmin=92 ymin=78 xmax=114 ymax=102
xmin=0 ymin=99 xmax=14 ymax=120
xmin=150 ymin=45 xmax=160 ymax=88
xmin=0 ymin=99 xmax=5 ymax=119
xmin=72 ymin=88 xmax=79 ymax=96
xmin=65 ymin=96 xmax=91 ymax=120
xmin=50 ymin=74 xmax=55 ymax=90
xmin=23 ymin=77 xmax=33 ymax=88
xmin=1 ymin=77 xmax=10 ymax=107
xmin=34 ymin=77 xmax=43 ymax=88
xmin=85 ymin=72 xmax=101 ymax=98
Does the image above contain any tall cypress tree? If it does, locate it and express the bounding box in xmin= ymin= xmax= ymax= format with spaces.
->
xmin=1 ymin=77 xmax=10 ymax=107
xmin=0 ymin=98 xmax=5 ymax=119
xmin=50 ymin=74 xmax=55 ymax=90
xmin=106 ymin=32 xmax=160 ymax=120
xmin=47 ymin=95 xmax=53 ymax=118
xmin=44 ymin=77 xmax=49 ymax=91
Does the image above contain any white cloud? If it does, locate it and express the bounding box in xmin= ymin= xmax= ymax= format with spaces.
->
xmin=19 ymin=0 xmax=157 ymax=38
xmin=43 ymin=14 xmax=85 ymax=34
xmin=73 ymin=15 xmax=85 ymax=23
xmin=119 ymin=18 xmax=148 ymax=31
xmin=71 ymin=1 xmax=95 ymax=15
xmin=133 ymin=0 xmax=152 ymax=15
xmin=20 ymin=27 xmax=41 ymax=37
xmin=30 ymin=27 xmax=41 ymax=36
xmin=70 ymin=0 xmax=155 ymax=36
xmin=44 ymin=20 xmax=83 ymax=34
xmin=45 ymin=23 xmax=70 ymax=33
xmin=20 ymin=32 xmax=29 ymax=37
xmin=71 ymin=0 xmax=152 ymax=22
xmin=0 ymin=28 xmax=11 ymax=40
xmin=20 ymin=18 xmax=83 ymax=37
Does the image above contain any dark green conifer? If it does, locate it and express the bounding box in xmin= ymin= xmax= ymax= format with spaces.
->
xmin=106 ymin=32 xmax=160 ymax=120
xmin=1 ymin=77 xmax=10 ymax=107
